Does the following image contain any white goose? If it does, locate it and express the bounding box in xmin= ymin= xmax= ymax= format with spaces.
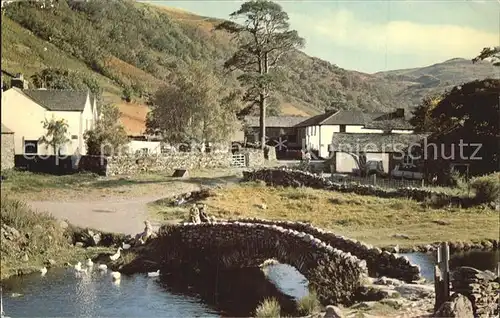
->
xmin=98 ymin=264 xmax=108 ymax=271
xmin=122 ymin=242 xmax=131 ymax=250
xmin=74 ymin=262 xmax=87 ymax=274
xmin=40 ymin=267 xmax=48 ymax=276
xmin=74 ymin=262 xmax=82 ymax=272
xmin=109 ymin=247 xmax=122 ymax=261
xmin=111 ymin=271 xmax=121 ymax=281
xmin=147 ymin=270 xmax=160 ymax=277
xmin=86 ymin=259 xmax=93 ymax=267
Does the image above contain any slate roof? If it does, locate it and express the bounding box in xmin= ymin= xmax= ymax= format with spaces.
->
xmin=1 ymin=124 xmax=14 ymax=134
xmin=321 ymin=110 xmax=385 ymax=126
xmin=244 ymin=116 xmax=309 ymax=128
xmin=294 ymin=111 xmax=338 ymax=128
xmin=364 ymin=117 xmax=414 ymax=130
xmin=329 ymin=133 xmax=429 ymax=153
xmin=20 ymin=88 xmax=89 ymax=111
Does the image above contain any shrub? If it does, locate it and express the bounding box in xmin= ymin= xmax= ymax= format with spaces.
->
xmin=297 ymin=291 xmax=321 ymax=316
xmin=471 ymin=173 xmax=500 ymax=204
xmin=255 ymin=298 xmax=281 ymax=318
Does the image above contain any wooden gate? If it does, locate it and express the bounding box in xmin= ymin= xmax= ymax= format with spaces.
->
xmin=231 ymin=153 xmax=247 ymax=167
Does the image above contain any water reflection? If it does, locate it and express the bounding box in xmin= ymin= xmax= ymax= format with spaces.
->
xmin=399 ymin=249 xmax=499 ymax=282
xmin=159 ymin=264 xmax=306 ymax=317
xmin=1 ymin=263 xmax=310 ymax=317
xmin=2 ymin=268 xmax=219 ymax=317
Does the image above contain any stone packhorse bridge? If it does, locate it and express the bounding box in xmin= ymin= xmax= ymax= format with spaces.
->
xmin=228 ymin=218 xmax=421 ymax=283
xmin=132 ymin=220 xmax=420 ymax=306
xmin=156 ymin=221 xmax=368 ymax=305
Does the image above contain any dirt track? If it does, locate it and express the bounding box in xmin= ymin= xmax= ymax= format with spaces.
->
xmin=28 ymin=175 xmax=240 ymax=235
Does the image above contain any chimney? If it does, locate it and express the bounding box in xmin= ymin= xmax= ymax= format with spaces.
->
xmin=11 ymin=73 xmax=29 ymax=89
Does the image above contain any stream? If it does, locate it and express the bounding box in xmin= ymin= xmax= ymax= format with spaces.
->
xmin=2 ymin=250 xmax=497 ymax=317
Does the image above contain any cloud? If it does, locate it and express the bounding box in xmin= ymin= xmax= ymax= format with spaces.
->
xmin=290 ymin=9 xmax=498 ymax=59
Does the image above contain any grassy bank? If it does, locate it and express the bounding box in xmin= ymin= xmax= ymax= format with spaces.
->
xmin=0 ymin=196 xmax=112 ymax=280
xmin=149 ymin=182 xmax=499 ymax=247
xmin=0 ymin=168 xmax=243 ymax=201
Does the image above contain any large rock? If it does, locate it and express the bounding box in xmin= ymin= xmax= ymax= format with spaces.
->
xmin=323 ymin=305 xmax=343 ymax=318
xmin=395 ymin=284 xmax=434 ymax=300
xmin=435 ymin=293 xmax=474 ymax=318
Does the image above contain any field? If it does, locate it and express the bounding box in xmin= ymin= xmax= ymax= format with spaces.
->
xmin=150 ymin=181 xmax=499 ymax=247
xmin=0 ymin=169 xmax=243 ymax=201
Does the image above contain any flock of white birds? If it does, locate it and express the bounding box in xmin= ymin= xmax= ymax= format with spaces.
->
xmin=38 ymin=245 xmax=160 ymax=283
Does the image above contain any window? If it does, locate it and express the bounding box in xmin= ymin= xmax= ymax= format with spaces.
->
xmin=71 ymin=135 xmax=78 ymax=140
xmin=287 ymin=134 xmax=297 ymax=143
xmin=24 ymin=140 xmax=38 ymax=154
xmin=339 ymin=125 xmax=346 ymax=133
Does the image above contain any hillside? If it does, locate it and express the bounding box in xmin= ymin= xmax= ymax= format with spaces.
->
xmin=375 ymin=58 xmax=499 ymax=107
xmin=1 ymin=0 xmax=498 ymax=135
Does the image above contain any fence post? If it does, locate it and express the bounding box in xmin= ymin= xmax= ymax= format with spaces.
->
xmin=496 ymin=262 xmax=500 ymax=278
xmin=372 ymin=173 xmax=376 ymax=186
xmin=434 ymin=242 xmax=450 ymax=313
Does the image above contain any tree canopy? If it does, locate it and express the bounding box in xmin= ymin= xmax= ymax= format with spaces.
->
xmin=39 ymin=117 xmax=70 ymax=155
xmin=146 ymin=62 xmax=243 ymax=144
xmin=84 ymin=103 xmax=129 ymax=156
xmin=413 ymin=79 xmax=500 ymax=176
xmin=473 ymin=46 xmax=500 ymax=66
xmin=31 ymin=68 xmax=102 ymax=97
xmin=217 ymin=0 xmax=304 ymax=148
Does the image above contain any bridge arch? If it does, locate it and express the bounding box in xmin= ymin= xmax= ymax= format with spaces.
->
xmin=156 ymin=222 xmax=368 ymax=306
xmin=225 ymin=218 xmax=422 ymax=282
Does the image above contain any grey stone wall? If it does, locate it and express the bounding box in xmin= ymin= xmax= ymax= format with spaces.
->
xmin=79 ymin=149 xmax=271 ymax=176
xmin=106 ymin=152 xmax=232 ymax=176
xmin=1 ymin=133 xmax=15 ymax=171
xmin=157 ymin=221 xmax=368 ymax=306
xmin=451 ymin=267 xmax=499 ymax=317
xmin=243 ymin=168 xmax=475 ymax=207
xmin=222 ymin=218 xmax=421 ymax=283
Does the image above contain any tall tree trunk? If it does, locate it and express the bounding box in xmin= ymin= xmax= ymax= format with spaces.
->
xmin=259 ymin=94 xmax=266 ymax=149
xmin=259 ymin=52 xmax=269 ymax=150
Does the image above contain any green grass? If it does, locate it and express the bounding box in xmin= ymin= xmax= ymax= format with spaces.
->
xmin=296 ymin=291 xmax=321 ymax=316
xmin=0 ymin=168 xmax=243 ymax=200
xmin=255 ymin=298 xmax=281 ymax=318
xmin=0 ymin=196 xmax=113 ymax=279
xmin=150 ymin=182 xmax=499 ymax=247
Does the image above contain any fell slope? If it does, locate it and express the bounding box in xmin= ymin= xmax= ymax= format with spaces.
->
xmin=2 ymin=0 xmax=498 ymax=135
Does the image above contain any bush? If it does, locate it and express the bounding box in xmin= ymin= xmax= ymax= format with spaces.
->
xmin=297 ymin=290 xmax=321 ymax=316
xmin=255 ymin=298 xmax=281 ymax=318
xmin=471 ymin=173 xmax=500 ymax=204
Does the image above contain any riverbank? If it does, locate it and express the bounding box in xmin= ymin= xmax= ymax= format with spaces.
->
xmin=149 ymin=181 xmax=499 ymax=248
xmin=0 ymin=196 xmax=116 ymax=280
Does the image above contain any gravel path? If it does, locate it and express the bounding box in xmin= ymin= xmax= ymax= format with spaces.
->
xmin=28 ymin=176 xmax=239 ymax=235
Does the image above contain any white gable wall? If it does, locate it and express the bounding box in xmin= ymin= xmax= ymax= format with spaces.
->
xmin=2 ymin=89 xmax=49 ymax=155
xmin=1 ymin=88 xmax=95 ymax=156
xmin=302 ymin=124 xmax=415 ymax=159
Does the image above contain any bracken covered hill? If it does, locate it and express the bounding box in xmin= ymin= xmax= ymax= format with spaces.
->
xmin=1 ymin=0 xmax=498 ymax=134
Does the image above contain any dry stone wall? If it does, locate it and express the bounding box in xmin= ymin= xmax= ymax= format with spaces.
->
xmin=451 ymin=267 xmax=499 ymax=317
xmin=79 ymin=149 xmax=269 ymax=176
xmin=1 ymin=133 xmax=15 ymax=170
xmin=224 ymin=218 xmax=421 ymax=283
xmin=156 ymin=221 xmax=369 ymax=306
xmin=105 ymin=152 xmax=232 ymax=176
xmin=243 ymin=168 xmax=473 ymax=206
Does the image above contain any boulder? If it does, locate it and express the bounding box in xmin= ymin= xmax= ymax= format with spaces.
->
xmin=434 ymin=293 xmax=474 ymax=318
xmin=323 ymin=305 xmax=344 ymax=318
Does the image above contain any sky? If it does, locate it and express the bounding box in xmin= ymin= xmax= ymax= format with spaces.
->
xmin=140 ymin=0 xmax=500 ymax=73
